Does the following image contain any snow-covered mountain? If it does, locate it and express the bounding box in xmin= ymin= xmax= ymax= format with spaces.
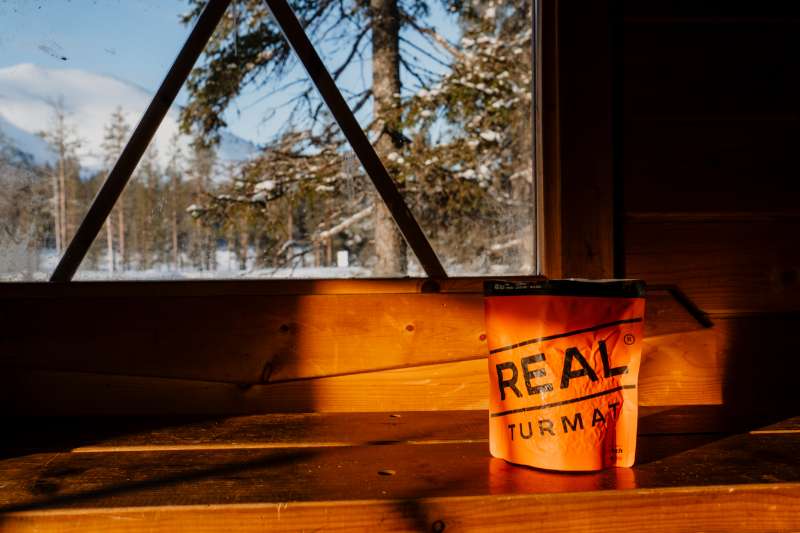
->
xmin=0 ymin=63 xmax=258 ymax=174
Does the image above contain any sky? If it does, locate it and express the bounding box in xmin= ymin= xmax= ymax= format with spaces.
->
xmin=0 ymin=0 xmax=459 ymax=145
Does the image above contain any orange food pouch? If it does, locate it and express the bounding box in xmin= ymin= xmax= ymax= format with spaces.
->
xmin=484 ymin=279 xmax=646 ymax=471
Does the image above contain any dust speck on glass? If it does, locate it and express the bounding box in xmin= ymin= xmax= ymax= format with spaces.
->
xmin=0 ymin=0 xmax=534 ymax=281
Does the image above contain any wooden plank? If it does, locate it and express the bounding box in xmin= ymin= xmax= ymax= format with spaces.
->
xmin=3 ymin=434 xmax=800 ymax=506
xmin=622 ymin=121 xmax=800 ymax=213
xmin=1 ymin=327 xmax=723 ymax=415
xmin=0 ymin=287 xmax=706 ymax=385
xmin=0 ymin=277 xmax=544 ymax=299
xmin=627 ymin=212 xmax=800 ymax=224
xmin=642 ymin=316 xmax=800 ymax=425
xmin=0 ymin=411 xmax=489 ymax=454
xmin=0 ymin=361 xmax=488 ymax=415
xmin=540 ymin=0 xmax=563 ymax=278
xmin=637 ymin=405 xmax=740 ymax=435
xmin=640 ymin=329 xmax=720 ymax=406
xmin=623 ymin=1 xmax=800 ymax=19
xmin=626 ymin=220 xmax=800 ymax=314
xmin=0 ymin=293 xmax=488 ymax=383
xmin=0 ymin=431 xmax=798 ymax=531
xmin=642 ymin=290 xmax=707 ymax=336
xmin=752 ymin=417 xmax=800 ymax=435
xmin=549 ymin=0 xmax=615 ymax=278
xmin=623 ymin=17 xmax=800 ymax=120
xmin=4 ymin=410 xmax=752 ymax=455
xmin=2 ymin=485 xmax=799 ymax=533
xmin=0 ymin=409 xmax=752 ymax=459
xmin=712 ymin=315 xmax=800 ymax=420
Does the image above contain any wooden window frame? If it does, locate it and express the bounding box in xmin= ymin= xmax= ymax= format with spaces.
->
xmin=50 ymin=0 xmax=543 ymax=284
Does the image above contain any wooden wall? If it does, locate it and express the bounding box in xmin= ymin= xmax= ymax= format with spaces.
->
xmin=2 ymin=1 xmax=797 ymax=432
xmin=0 ymin=281 xmax=717 ymax=418
xmin=621 ymin=0 xmax=800 ymax=423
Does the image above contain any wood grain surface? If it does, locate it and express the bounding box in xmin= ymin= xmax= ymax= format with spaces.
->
xmin=626 ymin=221 xmax=800 ymax=314
xmin=0 ymin=413 xmax=798 ymax=532
xmin=2 ymin=486 xmax=799 ymax=533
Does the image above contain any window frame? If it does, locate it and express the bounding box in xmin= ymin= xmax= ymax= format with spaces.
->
xmin=6 ymin=0 xmax=588 ymax=283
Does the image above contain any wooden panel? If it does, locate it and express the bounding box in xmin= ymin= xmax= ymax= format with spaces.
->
xmin=1 ymin=327 xmax=723 ymax=415
xmin=0 ymin=293 xmax=487 ymax=383
xmin=1 ymin=411 xmax=489 ymax=455
xmin=0 ymin=361 xmax=488 ymax=415
xmin=626 ymin=220 xmax=800 ymax=314
xmin=3 ymin=485 xmax=798 ymax=533
xmin=540 ymin=0 xmax=562 ymax=277
xmin=0 ymin=277 xmax=544 ymax=299
xmin=0 ymin=428 xmax=798 ymax=531
xmin=642 ymin=290 xmax=707 ymax=336
xmin=623 ymin=121 xmax=800 ymax=212
xmin=2 ymin=434 xmax=799 ymax=506
xmin=713 ymin=315 xmax=800 ymax=421
xmin=640 ymin=329 xmax=719 ymax=406
xmin=0 ymin=285 xmax=706 ymax=384
xmin=624 ymin=21 xmax=800 ymax=120
xmin=549 ymin=0 xmax=615 ymax=278
xmin=623 ymin=1 xmax=800 ymax=19
xmin=752 ymin=417 xmax=800 ymax=435
xmin=0 ymin=410 xmax=746 ymax=456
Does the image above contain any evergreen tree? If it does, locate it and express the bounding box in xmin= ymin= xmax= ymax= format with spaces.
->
xmin=101 ymin=107 xmax=131 ymax=273
xmin=39 ymin=98 xmax=81 ymax=257
xmin=181 ymin=0 xmax=467 ymax=275
xmin=132 ymin=145 xmax=164 ymax=270
xmin=181 ymin=0 xmax=533 ymax=275
xmin=0 ymin=131 xmax=50 ymax=278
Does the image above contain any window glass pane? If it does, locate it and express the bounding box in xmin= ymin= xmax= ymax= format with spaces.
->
xmin=0 ymin=0 xmax=534 ymax=281
xmin=0 ymin=0 xmax=195 ymax=280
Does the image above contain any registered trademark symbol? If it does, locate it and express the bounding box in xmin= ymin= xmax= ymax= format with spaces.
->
xmin=623 ymin=333 xmax=635 ymax=345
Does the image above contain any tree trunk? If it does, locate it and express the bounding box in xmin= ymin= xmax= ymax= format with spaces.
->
xmin=117 ymin=203 xmax=126 ymax=271
xmin=239 ymin=226 xmax=249 ymax=270
xmin=171 ymin=207 xmax=179 ymax=270
xmin=171 ymin=174 xmax=180 ymax=270
xmin=106 ymin=219 xmax=115 ymax=273
xmin=371 ymin=0 xmax=407 ymax=276
xmin=57 ymin=145 xmax=67 ymax=255
xmin=51 ymin=168 xmax=61 ymax=255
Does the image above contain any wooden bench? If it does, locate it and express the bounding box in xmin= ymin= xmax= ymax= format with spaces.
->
xmin=1 ymin=412 xmax=798 ymax=531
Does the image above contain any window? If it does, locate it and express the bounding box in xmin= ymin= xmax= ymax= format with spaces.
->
xmin=0 ymin=0 xmax=537 ymax=281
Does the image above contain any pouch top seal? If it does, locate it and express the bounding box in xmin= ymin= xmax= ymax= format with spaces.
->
xmin=484 ymin=279 xmax=646 ymax=299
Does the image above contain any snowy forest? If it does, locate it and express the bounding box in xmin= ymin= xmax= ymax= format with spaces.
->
xmin=0 ymin=0 xmax=532 ymax=280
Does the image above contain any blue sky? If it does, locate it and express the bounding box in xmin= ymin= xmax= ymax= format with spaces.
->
xmin=0 ymin=0 xmax=458 ymax=144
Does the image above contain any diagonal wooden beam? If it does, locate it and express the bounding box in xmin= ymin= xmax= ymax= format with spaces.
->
xmin=50 ymin=0 xmax=232 ymax=282
xmin=263 ymin=0 xmax=448 ymax=279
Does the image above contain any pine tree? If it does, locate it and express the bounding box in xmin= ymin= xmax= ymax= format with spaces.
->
xmin=163 ymin=135 xmax=185 ymax=270
xmin=185 ymin=141 xmax=218 ymax=270
xmin=181 ymin=0 xmax=533 ymax=275
xmin=131 ymin=145 xmax=163 ymax=270
xmin=0 ymin=131 xmax=50 ymax=279
xmin=39 ymin=98 xmax=81 ymax=258
xmin=401 ymin=0 xmax=533 ymax=272
xmin=180 ymin=0 xmax=468 ymax=275
xmin=101 ymin=107 xmax=131 ymax=273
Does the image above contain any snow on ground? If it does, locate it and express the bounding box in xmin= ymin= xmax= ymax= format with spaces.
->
xmin=0 ymin=247 xmax=378 ymax=281
xmin=0 ymin=63 xmax=258 ymax=175
xmin=0 ymin=247 xmax=511 ymax=281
